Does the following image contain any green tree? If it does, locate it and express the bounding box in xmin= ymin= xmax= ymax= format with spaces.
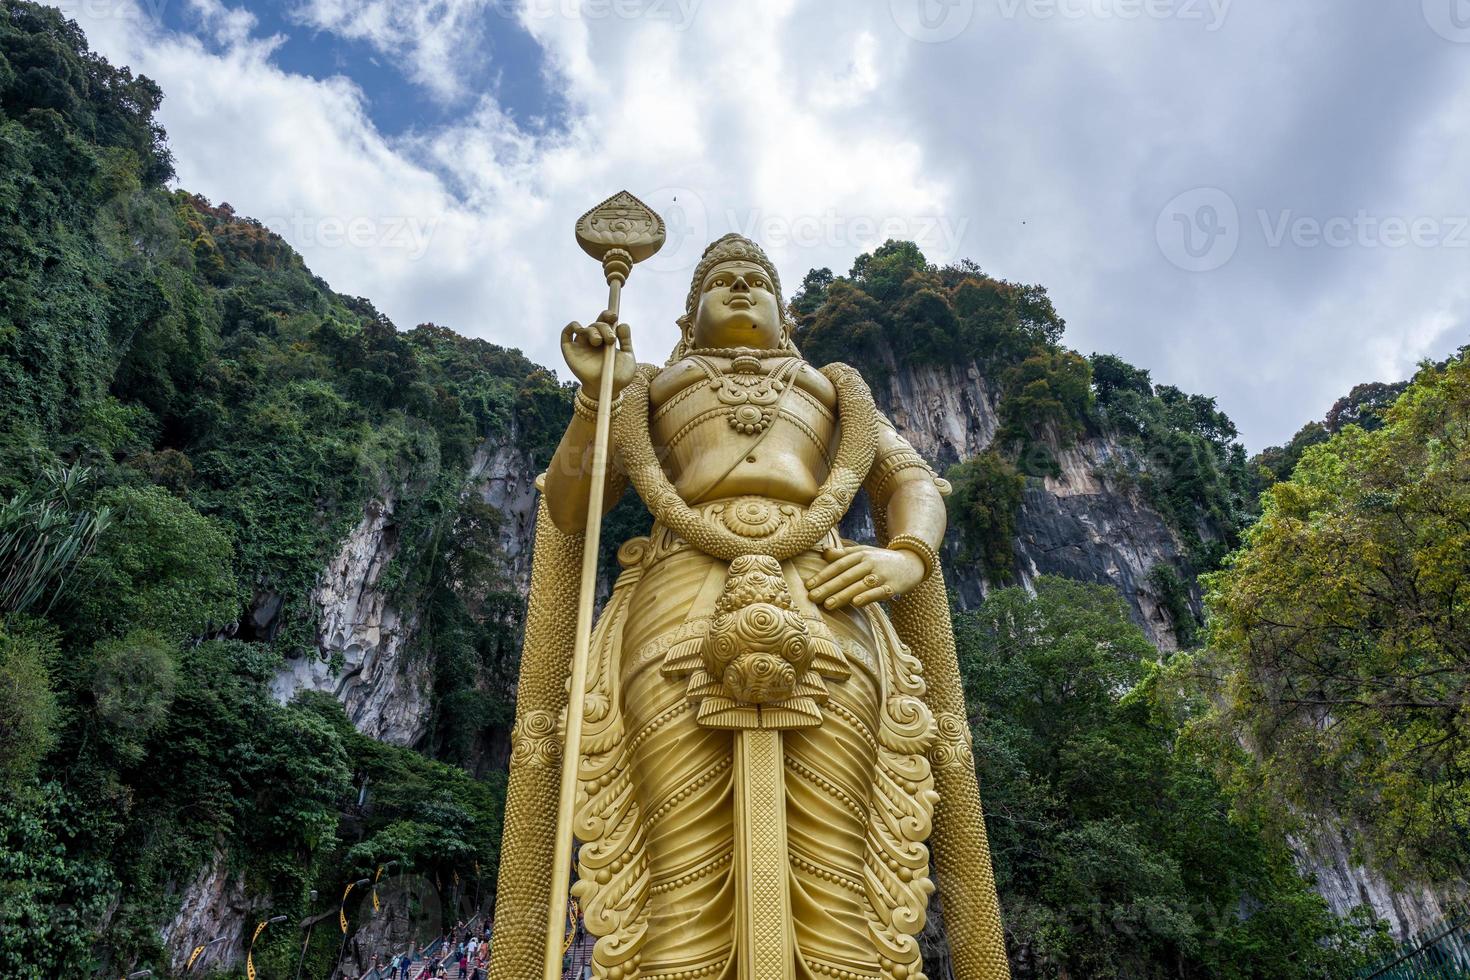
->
xmin=945 ymin=451 xmax=1025 ymax=581
xmin=997 ymin=348 xmax=1094 ymax=473
xmin=0 ymin=617 xmax=58 ymax=783
xmin=1089 ymin=353 xmax=1251 ymax=569
xmin=0 ymin=465 xmax=112 ymax=615
xmin=87 ymin=630 xmax=177 ymax=764
xmin=74 ymin=484 xmax=241 ymax=639
xmin=1200 ymin=353 xmax=1470 ymax=883
xmin=959 ymin=578 xmax=1384 ymax=978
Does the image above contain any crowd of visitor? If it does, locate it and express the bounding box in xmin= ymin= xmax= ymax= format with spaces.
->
xmin=339 ymin=904 xmax=590 ymax=980
xmin=340 ymin=919 xmax=492 ymax=980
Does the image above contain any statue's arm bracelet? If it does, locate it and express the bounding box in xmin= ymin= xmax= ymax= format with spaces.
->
xmin=573 ymin=387 xmax=623 ymax=424
xmin=866 ymin=448 xmax=937 ymax=501
xmin=887 ymin=534 xmax=942 ymax=581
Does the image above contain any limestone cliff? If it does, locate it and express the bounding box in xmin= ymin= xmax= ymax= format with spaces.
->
xmin=867 ymin=347 xmax=1204 ymax=650
xmin=267 ymin=496 xmax=430 ymax=747
xmin=158 ymin=848 xmax=249 ymax=975
xmin=1294 ymin=826 xmax=1469 ymax=945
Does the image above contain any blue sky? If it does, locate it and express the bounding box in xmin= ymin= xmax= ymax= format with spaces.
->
xmin=149 ymin=0 xmax=565 ymax=134
xmin=67 ymin=0 xmax=1470 ymax=450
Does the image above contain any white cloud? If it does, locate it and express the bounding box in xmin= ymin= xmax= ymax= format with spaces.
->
xmin=67 ymin=0 xmax=1470 ymax=448
xmin=189 ymin=0 xmax=264 ymax=47
xmin=288 ymin=0 xmax=502 ymax=102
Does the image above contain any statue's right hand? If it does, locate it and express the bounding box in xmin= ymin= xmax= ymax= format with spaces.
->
xmin=561 ymin=310 xmax=636 ymax=399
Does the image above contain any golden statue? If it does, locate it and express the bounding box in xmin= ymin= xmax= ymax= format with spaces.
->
xmin=491 ymin=197 xmax=1009 ymax=980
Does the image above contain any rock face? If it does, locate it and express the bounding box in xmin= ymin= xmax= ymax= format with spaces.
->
xmin=467 ymin=437 xmax=542 ymax=592
xmin=159 ymin=848 xmax=250 ymax=975
xmin=269 ymin=496 xmax=430 ymax=746
xmin=1294 ymin=827 xmax=1470 ymax=949
xmin=871 ymin=349 xmax=1201 ymax=650
xmin=1009 ymin=438 xmax=1202 ymax=651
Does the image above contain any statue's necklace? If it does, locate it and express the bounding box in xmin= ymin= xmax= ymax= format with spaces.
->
xmin=691 ymin=346 xmax=790 ymax=359
xmin=691 ymin=353 xmax=800 ymax=435
xmin=614 ymin=361 xmax=878 ymax=563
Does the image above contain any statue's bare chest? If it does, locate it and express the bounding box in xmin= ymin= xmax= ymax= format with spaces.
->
xmin=647 ymin=356 xmax=838 ymax=505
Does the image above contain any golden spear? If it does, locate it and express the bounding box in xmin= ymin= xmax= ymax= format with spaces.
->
xmin=542 ymin=191 xmax=665 ymax=980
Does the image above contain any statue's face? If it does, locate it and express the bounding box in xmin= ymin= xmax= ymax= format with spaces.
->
xmin=691 ymin=260 xmax=784 ymax=349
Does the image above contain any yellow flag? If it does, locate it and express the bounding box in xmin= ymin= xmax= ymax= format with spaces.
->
xmin=340 ymin=882 xmax=356 ymax=933
xmin=247 ymin=919 xmax=268 ymax=980
xmin=186 ymin=944 xmax=205 ymax=971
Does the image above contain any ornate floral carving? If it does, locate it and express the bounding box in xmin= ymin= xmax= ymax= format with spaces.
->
xmin=718 ymin=498 xmax=794 ymax=539
xmin=661 ymin=554 xmax=846 ymax=730
xmin=510 ymin=709 xmax=562 ymax=768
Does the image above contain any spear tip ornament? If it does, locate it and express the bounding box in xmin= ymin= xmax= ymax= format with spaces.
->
xmin=574 ymin=189 xmax=667 ymax=270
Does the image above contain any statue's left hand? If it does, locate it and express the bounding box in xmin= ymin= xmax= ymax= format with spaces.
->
xmin=804 ymin=544 xmax=926 ymax=610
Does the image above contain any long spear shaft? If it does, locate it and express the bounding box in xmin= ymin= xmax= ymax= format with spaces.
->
xmin=541 ymin=283 xmax=619 ymax=980
xmin=543 ymin=191 xmax=663 ymax=980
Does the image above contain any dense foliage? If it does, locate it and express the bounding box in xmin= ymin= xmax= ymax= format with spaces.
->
xmin=1089 ymin=353 xmax=1253 ymax=569
xmin=0 ymin=4 xmax=565 ymax=975
xmin=960 ymin=578 xmax=1390 ymax=979
xmin=945 ymin=451 xmax=1025 ymax=580
xmin=1252 ymin=380 xmax=1409 ymax=486
xmin=793 ymin=247 xmax=1253 ymax=582
xmin=1196 ymin=354 xmax=1470 ymax=884
xmin=794 ymin=245 xmax=1066 ymax=382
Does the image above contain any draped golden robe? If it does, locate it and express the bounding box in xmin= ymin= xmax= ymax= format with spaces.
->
xmin=490 ymin=360 xmax=1009 ymax=980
